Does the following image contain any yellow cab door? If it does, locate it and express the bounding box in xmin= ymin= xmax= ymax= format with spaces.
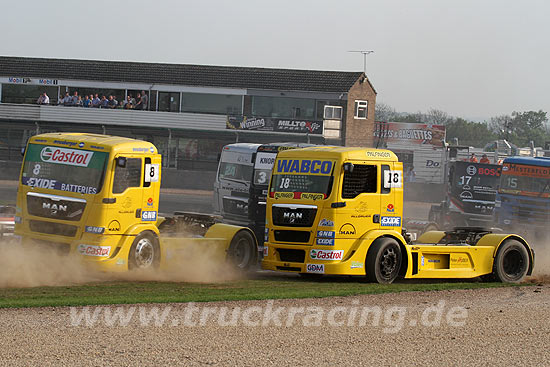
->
xmin=105 ymin=154 xmax=146 ymax=235
xmin=335 ymin=161 xmax=381 ymax=238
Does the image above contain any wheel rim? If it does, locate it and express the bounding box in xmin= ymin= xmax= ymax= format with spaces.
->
xmin=230 ymin=238 xmax=251 ymax=268
xmin=134 ymin=238 xmax=154 ymax=269
xmin=502 ymin=249 xmax=524 ymax=278
xmin=379 ymin=246 xmax=398 ymax=279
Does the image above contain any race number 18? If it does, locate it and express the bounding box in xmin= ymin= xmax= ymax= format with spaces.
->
xmin=384 ymin=170 xmax=402 ymax=188
xmin=145 ymin=163 xmax=159 ymax=182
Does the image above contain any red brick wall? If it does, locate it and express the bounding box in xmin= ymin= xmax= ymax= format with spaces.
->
xmin=344 ymin=77 xmax=376 ymax=147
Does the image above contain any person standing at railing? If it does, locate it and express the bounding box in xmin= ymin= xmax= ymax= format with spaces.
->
xmin=61 ymin=92 xmax=72 ymax=106
xmin=141 ymin=90 xmax=148 ymax=111
xmin=70 ymin=91 xmax=79 ymax=106
xmin=92 ymin=94 xmax=100 ymax=108
xmin=36 ymin=92 xmax=49 ymax=105
xmin=134 ymin=92 xmax=143 ymax=110
xmin=82 ymin=95 xmax=92 ymax=107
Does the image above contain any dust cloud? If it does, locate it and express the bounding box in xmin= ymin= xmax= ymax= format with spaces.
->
xmin=0 ymin=238 xmax=245 ymax=289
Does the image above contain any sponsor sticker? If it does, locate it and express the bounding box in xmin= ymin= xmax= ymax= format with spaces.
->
xmin=306 ymin=263 xmax=325 ymax=274
xmin=386 ymin=204 xmax=395 ymax=212
xmin=318 ymin=218 xmax=334 ymax=227
xmin=351 ymin=261 xmax=364 ymax=269
xmin=274 ymin=192 xmax=294 ymax=199
xmin=381 ymin=216 xmax=401 ymax=227
xmin=300 ymin=193 xmax=324 ymax=201
xmin=147 ymin=197 xmax=154 ymax=206
xmin=85 ymin=226 xmax=105 ymax=234
xmin=310 ymin=249 xmax=343 ymax=261
xmin=275 ymin=159 xmax=334 ymax=175
xmin=263 ymin=246 xmax=269 ymax=257
xmin=141 ymin=211 xmax=157 ymax=221
xmin=40 ymin=146 xmax=93 ymax=167
xmin=78 ymin=244 xmax=111 ymax=257
xmin=255 ymin=152 xmax=277 ymax=170
xmin=316 ymin=238 xmax=335 ymax=246
xmin=317 ymin=230 xmax=335 ymax=238
xmin=339 ymin=223 xmax=356 ymax=235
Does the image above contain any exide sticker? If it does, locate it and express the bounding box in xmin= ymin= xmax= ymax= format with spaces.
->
xmin=310 ymin=249 xmax=343 ymax=261
xmin=318 ymin=218 xmax=334 ymax=227
xmin=381 ymin=216 xmax=401 ymax=227
xmin=316 ymin=238 xmax=335 ymax=246
xmin=78 ymin=244 xmax=111 ymax=257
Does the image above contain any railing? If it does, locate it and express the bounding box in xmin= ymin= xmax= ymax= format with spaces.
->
xmin=0 ymin=103 xmax=227 ymax=131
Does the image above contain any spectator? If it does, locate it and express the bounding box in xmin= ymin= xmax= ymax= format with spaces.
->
xmin=469 ymin=153 xmax=478 ymax=163
xmin=76 ymin=95 xmax=83 ymax=107
xmin=92 ymin=94 xmax=101 ymax=108
xmin=82 ymin=95 xmax=92 ymax=107
xmin=141 ymin=90 xmax=148 ymax=110
xmin=71 ymin=91 xmax=79 ymax=106
xmin=108 ymin=95 xmax=118 ymax=109
xmin=134 ymin=93 xmax=142 ymax=110
xmin=62 ymin=92 xmax=72 ymax=106
xmin=480 ymin=154 xmax=491 ymax=164
xmin=405 ymin=165 xmax=416 ymax=182
xmin=36 ymin=92 xmax=49 ymax=105
xmin=99 ymin=96 xmax=108 ymax=108
xmin=118 ymin=101 xmax=125 ymax=109
xmin=124 ymin=95 xmax=134 ymax=109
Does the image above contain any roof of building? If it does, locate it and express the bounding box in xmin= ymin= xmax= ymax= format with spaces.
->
xmin=0 ymin=56 xmax=369 ymax=93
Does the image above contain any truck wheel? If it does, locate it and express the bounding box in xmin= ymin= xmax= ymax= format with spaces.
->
xmin=493 ymin=239 xmax=529 ymax=283
xmin=129 ymin=232 xmax=160 ymax=270
xmin=366 ymin=238 xmax=402 ymax=284
xmin=227 ymin=231 xmax=256 ymax=270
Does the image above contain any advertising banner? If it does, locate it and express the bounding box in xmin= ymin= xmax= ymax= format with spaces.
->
xmin=227 ymin=116 xmax=323 ymax=135
xmin=374 ymin=122 xmax=446 ymax=147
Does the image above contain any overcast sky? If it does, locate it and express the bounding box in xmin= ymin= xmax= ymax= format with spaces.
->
xmin=2 ymin=0 xmax=548 ymax=121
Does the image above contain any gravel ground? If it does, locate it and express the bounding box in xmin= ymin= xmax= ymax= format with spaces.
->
xmin=0 ymin=285 xmax=548 ymax=366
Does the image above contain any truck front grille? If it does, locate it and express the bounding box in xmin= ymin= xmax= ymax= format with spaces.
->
xmin=277 ymin=249 xmax=305 ymax=263
xmin=27 ymin=192 xmax=86 ymax=222
xmin=272 ymin=205 xmax=316 ymax=227
xmin=29 ymin=220 xmax=78 ymax=237
xmin=274 ymin=230 xmax=310 ymax=243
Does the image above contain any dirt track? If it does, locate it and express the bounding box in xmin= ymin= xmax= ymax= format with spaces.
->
xmin=1 ymin=285 xmax=548 ymax=366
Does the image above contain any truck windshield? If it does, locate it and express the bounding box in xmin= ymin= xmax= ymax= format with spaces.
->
xmin=218 ymin=162 xmax=253 ymax=182
xmin=270 ymin=174 xmax=333 ymax=199
xmin=500 ymin=163 xmax=550 ymax=197
xmin=21 ymin=143 xmax=108 ymax=194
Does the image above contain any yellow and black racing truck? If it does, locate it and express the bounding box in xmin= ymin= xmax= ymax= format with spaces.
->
xmin=261 ymin=146 xmax=534 ymax=283
xmin=15 ymin=133 xmax=258 ymax=272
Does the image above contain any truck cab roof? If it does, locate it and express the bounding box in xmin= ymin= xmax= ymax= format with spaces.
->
xmin=277 ymin=146 xmax=398 ymax=162
xmin=29 ymin=133 xmax=158 ymax=155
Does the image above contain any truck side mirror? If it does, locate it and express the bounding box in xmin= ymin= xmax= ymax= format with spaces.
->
xmin=116 ymin=156 xmax=127 ymax=168
xmin=343 ymin=162 xmax=354 ymax=173
xmin=20 ymin=147 xmax=26 ymax=156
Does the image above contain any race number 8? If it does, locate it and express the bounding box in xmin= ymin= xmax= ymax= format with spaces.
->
xmin=384 ymin=170 xmax=402 ymax=188
xmin=145 ymin=163 xmax=159 ymax=182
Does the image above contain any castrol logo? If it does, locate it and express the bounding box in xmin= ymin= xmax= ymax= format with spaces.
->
xmin=40 ymin=147 xmax=93 ymax=167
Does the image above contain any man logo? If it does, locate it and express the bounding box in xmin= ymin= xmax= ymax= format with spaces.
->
xmin=283 ymin=211 xmax=302 ymax=223
xmin=43 ymin=202 xmax=67 ymax=215
xmin=108 ymin=220 xmax=121 ymax=232
xmin=339 ymin=223 xmax=356 ymax=235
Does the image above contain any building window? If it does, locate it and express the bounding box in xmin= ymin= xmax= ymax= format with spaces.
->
xmin=354 ymin=100 xmax=368 ymax=119
xmin=182 ymin=93 xmax=243 ymax=115
xmin=251 ymin=96 xmax=315 ymax=119
xmin=323 ymin=105 xmax=343 ymax=120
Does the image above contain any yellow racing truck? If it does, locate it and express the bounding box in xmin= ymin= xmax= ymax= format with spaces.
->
xmin=261 ymin=146 xmax=534 ymax=283
xmin=14 ymin=133 xmax=258 ymax=271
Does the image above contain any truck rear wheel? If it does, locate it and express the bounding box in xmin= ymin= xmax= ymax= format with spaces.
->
xmin=366 ymin=238 xmax=402 ymax=284
xmin=227 ymin=230 xmax=257 ymax=270
xmin=129 ymin=232 xmax=160 ymax=270
xmin=493 ymin=239 xmax=529 ymax=283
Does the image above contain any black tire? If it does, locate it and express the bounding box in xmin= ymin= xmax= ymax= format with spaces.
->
xmin=366 ymin=238 xmax=402 ymax=284
xmin=227 ymin=230 xmax=257 ymax=270
xmin=129 ymin=231 xmax=160 ymax=270
xmin=493 ymin=239 xmax=529 ymax=283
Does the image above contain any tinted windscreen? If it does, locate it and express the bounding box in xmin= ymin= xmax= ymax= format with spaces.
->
xmin=500 ymin=163 xmax=550 ymax=196
xmin=21 ymin=144 xmax=108 ymax=194
xmin=270 ymin=174 xmax=332 ymax=198
xmin=218 ymin=162 xmax=253 ymax=181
